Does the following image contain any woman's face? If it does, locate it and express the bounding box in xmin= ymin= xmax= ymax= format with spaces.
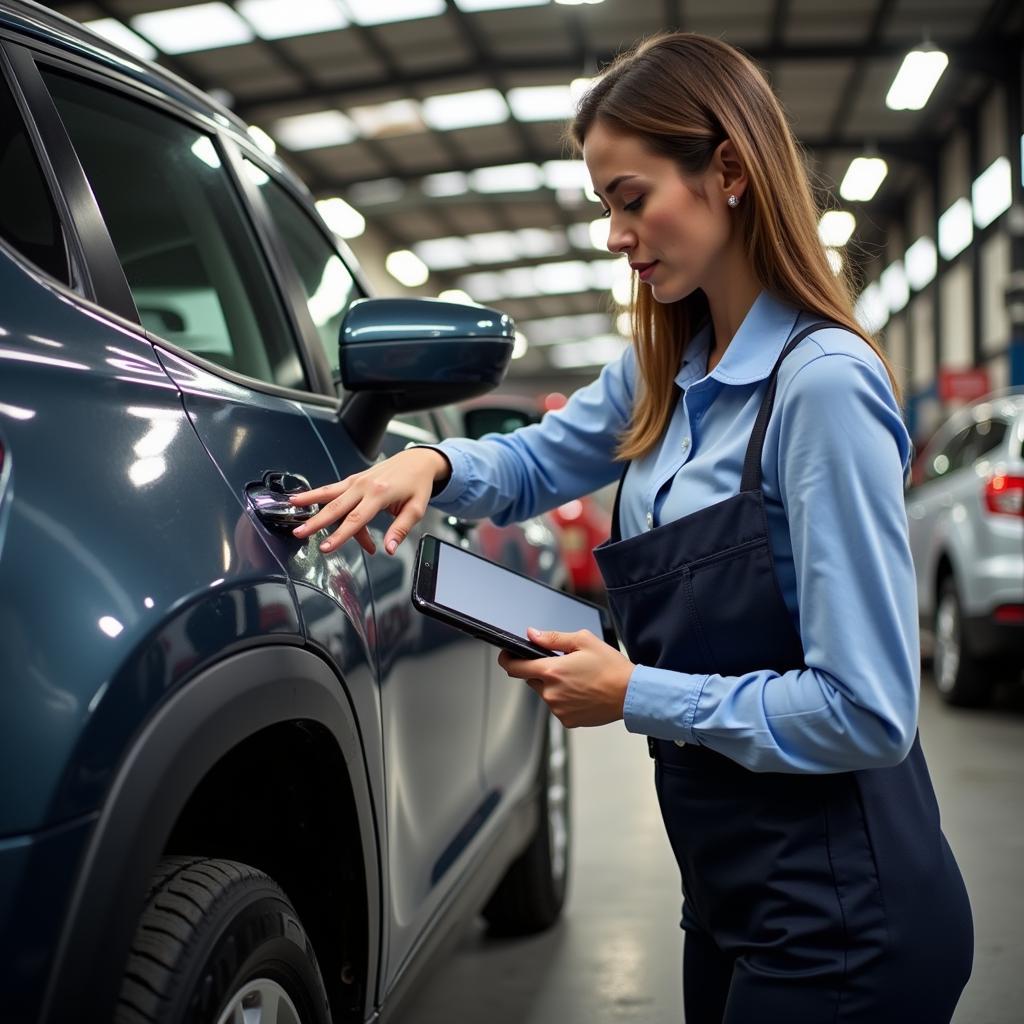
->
xmin=583 ymin=120 xmax=735 ymax=304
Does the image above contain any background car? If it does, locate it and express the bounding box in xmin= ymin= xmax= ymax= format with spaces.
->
xmin=455 ymin=393 xmax=613 ymax=603
xmin=0 ymin=5 xmax=572 ymax=1023
xmin=906 ymin=388 xmax=1024 ymax=705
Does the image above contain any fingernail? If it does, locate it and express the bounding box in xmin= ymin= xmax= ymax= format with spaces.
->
xmin=386 ymin=539 xmax=396 ymax=554
xmin=319 ymin=542 xmax=331 ymax=552
xmin=527 ymin=627 xmax=538 ymax=637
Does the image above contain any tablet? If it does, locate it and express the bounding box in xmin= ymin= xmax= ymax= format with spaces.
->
xmin=411 ymin=533 xmax=607 ymax=660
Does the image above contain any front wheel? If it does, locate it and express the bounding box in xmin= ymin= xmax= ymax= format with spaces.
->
xmin=116 ymin=857 xmax=331 ymax=1024
xmin=934 ymin=576 xmax=993 ymax=707
xmin=482 ymin=713 xmax=571 ymax=935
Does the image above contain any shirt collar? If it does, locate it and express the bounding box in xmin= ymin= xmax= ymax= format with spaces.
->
xmin=674 ymin=290 xmax=802 ymax=389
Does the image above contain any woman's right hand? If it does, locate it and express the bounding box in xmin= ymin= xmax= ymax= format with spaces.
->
xmin=288 ymin=447 xmax=452 ymax=556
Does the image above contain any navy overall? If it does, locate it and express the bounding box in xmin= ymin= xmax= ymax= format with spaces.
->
xmin=593 ymin=323 xmax=973 ymax=1023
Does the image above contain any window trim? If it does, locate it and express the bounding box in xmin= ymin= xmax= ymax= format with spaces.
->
xmin=230 ymin=142 xmax=373 ymax=398
xmin=219 ymin=135 xmax=335 ymax=397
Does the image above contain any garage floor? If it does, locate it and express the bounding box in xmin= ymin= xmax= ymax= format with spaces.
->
xmin=398 ymin=673 xmax=1024 ymax=1024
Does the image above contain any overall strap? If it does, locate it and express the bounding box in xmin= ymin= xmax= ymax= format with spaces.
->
xmin=609 ymin=460 xmax=628 ymax=542
xmin=739 ymin=321 xmax=835 ymax=493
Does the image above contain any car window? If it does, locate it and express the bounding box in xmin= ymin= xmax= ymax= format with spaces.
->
xmin=244 ymin=160 xmax=359 ymax=379
xmin=923 ymin=425 xmax=974 ymax=482
xmin=0 ymin=71 xmax=70 ymax=285
xmin=41 ymin=69 xmax=305 ymax=390
xmin=965 ymin=419 xmax=1007 ymax=462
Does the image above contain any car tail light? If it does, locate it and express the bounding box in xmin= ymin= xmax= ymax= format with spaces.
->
xmin=993 ymin=605 xmax=1024 ymax=625
xmin=983 ymin=474 xmax=1024 ymax=516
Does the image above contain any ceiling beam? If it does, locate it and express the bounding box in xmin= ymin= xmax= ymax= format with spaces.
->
xmin=229 ymin=38 xmax=1016 ymax=115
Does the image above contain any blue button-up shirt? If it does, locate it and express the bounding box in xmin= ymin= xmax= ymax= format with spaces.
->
xmin=429 ymin=289 xmax=919 ymax=773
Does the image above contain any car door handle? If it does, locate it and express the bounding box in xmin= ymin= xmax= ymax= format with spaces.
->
xmin=246 ymin=471 xmax=319 ymax=530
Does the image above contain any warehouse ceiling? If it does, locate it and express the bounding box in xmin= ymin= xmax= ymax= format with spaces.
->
xmin=41 ymin=0 xmax=1024 ymax=377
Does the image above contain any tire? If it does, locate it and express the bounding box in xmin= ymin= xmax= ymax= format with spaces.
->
xmin=934 ymin=576 xmax=993 ymax=707
xmin=116 ymin=857 xmax=331 ymax=1024
xmin=482 ymin=713 xmax=571 ymax=936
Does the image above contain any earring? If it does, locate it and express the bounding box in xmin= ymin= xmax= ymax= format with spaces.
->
xmin=727 ymin=194 xmax=740 ymax=208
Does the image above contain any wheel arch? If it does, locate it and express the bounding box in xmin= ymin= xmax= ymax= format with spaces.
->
xmin=40 ymin=644 xmax=381 ymax=1024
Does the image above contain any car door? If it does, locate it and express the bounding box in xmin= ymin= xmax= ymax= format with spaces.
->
xmin=236 ymin=164 xmax=494 ymax=990
xmin=907 ymin=423 xmax=977 ymax=614
xmin=34 ymin=56 xmax=389 ymax=889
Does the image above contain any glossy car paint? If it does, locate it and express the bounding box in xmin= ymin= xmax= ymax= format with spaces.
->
xmin=0 ymin=3 xmax=563 ymax=1020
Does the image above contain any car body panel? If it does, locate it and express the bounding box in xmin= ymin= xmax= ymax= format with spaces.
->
xmin=906 ymin=392 xmax=1024 ymax=657
xmin=0 ymin=5 xmax=563 ymax=1020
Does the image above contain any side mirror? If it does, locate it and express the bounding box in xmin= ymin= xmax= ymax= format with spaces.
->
xmin=338 ymin=297 xmax=515 ymax=458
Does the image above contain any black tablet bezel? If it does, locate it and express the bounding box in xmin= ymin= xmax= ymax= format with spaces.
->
xmin=411 ymin=533 xmax=607 ymax=661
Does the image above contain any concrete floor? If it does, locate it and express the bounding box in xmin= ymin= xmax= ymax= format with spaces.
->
xmin=397 ymin=672 xmax=1024 ymax=1024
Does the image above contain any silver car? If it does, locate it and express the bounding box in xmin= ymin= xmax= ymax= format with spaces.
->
xmin=906 ymin=388 xmax=1024 ymax=705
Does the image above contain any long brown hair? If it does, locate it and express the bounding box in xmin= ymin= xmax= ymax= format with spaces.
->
xmin=569 ymin=32 xmax=899 ymax=461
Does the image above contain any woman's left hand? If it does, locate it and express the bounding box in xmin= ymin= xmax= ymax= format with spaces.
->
xmin=497 ymin=628 xmax=636 ymax=728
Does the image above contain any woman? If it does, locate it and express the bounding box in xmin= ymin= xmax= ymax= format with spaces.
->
xmin=291 ymin=32 xmax=973 ymax=1023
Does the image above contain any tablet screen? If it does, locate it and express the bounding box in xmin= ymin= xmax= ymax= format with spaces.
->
xmin=434 ymin=541 xmax=602 ymax=645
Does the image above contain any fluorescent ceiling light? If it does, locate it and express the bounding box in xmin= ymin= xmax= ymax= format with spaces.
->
xmin=854 ymin=283 xmax=889 ymax=333
xmin=535 ymin=260 xmax=590 ymax=294
xmin=839 ymin=157 xmax=888 ymax=202
xmin=885 ymin=47 xmax=948 ymax=111
xmin=589 ymin=259 xmax=624 ymax=290
xmin=512 ymin=332 xmax=529 ymax=359
xmin=971 ymin=156 xmax=1012 ymax=229
xmin=348 ymin=178 xmax=404 ymax=205
xmin=938 ymin=197 xmax=973 ymax=260
xmin=459 ymin=272 xmax=503 ymax=303
xmin=455 ymin=0 xmax=549 ymax=9
xmin=414 ymin=237 xmax=472 ymax=270
xmin=237 ymin=0 xmax=347 ymax=38
xmin=386 ymin=250 xmax=430 ymax=288
xmin=84 ymin=18 xmax=158 ymax=59
xmin=272 ymin=110 xmax=356 ymax=151
xmin=542 ymin=160 xmax=589 ymax=191
xmin=422 ymin=89 xmax=509 ymax=131
xmin=589 ymin=217 xmax=610 ymax=250
xmin=520 ymin=313 xmax=610 ymax=344
xmin=880 ymin=261 xmax=909 ymax=313
xmin=246 ymin=125 xmax=276 ymax=155
xmin=555 ymin=0 xmax=606 ymax=6
xmin=616 ymin=311 xmax=631 ymax=336
xmin=507 ymin=86 xmax=575 ymax=122
xmin=550 ymin=335 xmax=626 ymax=370
xmin=904 ymin=236 xmax=937 ymax=290
xmin=825 ymin=248 xmax=843 ymax=276
xmin=570 ymin=77 xmax=593 ymax=104
xmin=516 ymin=228 xmax=566 ymax=257
xmin=611 ymin=261 xmax=632 ymax=305
xmin=470 ymin=162 xmax=543 ymax=193
xmin=315 ymin=197 xmax=365 ymax=239
xmin=422 ymin=171 xmax=469 ymax=197
xmin=465 ymin=231 xmax=516 ymax=264
xmin=349 ymin=99 xmax=424 ymax=138
xmin=818 ymin=210 xmax=856 ymax=247
xmin=131 ymin=3 xmax=254 ymax=54
xmin=345 ymin=0 xmax=446 ymax=25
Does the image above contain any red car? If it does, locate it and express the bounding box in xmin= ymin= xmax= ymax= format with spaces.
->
xmin=454 ymin=393 xmax=612 ymax=603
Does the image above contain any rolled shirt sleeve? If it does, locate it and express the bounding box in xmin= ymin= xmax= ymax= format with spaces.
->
xmin=623 ymin=351 xmax=920 ymax=774
xmin=427 ymin=345 xmax=636 ymax=525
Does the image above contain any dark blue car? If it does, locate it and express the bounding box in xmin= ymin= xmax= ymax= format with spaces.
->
xmin=0 ymin=3 xmax=572 ymax=1021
